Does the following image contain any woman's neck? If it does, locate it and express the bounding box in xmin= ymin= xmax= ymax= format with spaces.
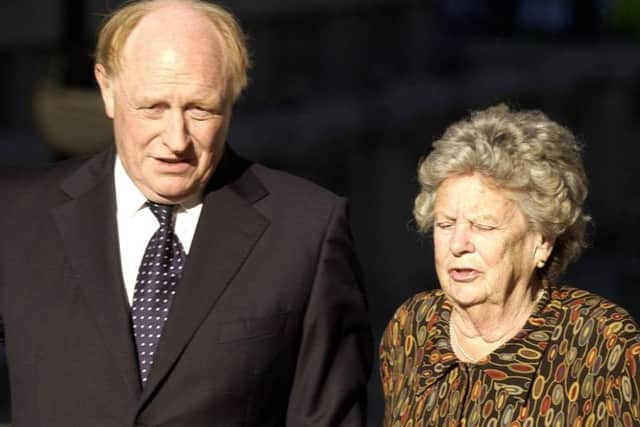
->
xmin=449 ymin=282 xmax=544 ymax=361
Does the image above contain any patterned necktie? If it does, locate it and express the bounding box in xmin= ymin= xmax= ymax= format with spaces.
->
xmin=131 ymin=202 xmax=186 ymax=384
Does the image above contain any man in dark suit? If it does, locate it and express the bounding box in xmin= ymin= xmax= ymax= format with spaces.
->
xmin=0 ymin=0 xmax=373 ymax=425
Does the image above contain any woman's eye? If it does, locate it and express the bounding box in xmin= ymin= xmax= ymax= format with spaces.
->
xmin=436 ymin=222 xmax=453 ymax=230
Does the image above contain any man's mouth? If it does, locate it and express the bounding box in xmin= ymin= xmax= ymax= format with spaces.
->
xmin=153 ymin=157 xmax=194 ymax=172
xmin=156 ymin=157 xmax=191 ymax=163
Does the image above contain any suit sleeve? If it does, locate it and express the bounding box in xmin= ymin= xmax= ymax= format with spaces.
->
xmin=0 ymin=171 xmax=26 ymax=346
xmin=0 ymin=174 xmax=20 ymax=418
xmin=285 ymin=198 xmax=373 ymax=427
xmin=0 ymin=175 xmax=12 ymax=347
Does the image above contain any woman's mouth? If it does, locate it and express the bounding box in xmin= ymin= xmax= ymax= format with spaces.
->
xmin=448 ymin=268 xmax=480 ymax=282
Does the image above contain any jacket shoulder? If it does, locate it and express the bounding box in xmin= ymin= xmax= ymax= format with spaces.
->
xmin=250 ymin=163 xmax=342 ymax=205
xmin=248 ymin=163 xmax=345 ymax=228
xmin=1 ymin=156 xmax=94 ymax=200
xmin=1 ymin=154 xmax=102 ymax=229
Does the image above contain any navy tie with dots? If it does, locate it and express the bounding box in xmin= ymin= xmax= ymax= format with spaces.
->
xmin=131 ymin=202 xmax=185 ymax=385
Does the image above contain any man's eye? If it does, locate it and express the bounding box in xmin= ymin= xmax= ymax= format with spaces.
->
xmin=139 ymin=105 xmax=164 ymax=117
xmin=474 ymin=224 xmax=496 ymax=231
xmin=188 ymin=107 xmax=215 ymax=120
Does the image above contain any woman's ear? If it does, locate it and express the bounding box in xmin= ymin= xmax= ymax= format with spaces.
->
xmin=535 ymin=235 xmax=555 ymax=268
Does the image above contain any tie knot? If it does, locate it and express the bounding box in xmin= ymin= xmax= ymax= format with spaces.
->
xmin=147 ymin=202 xmax=175 ymax=227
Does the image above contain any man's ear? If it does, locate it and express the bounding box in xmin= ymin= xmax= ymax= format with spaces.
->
xmin=95 ymin=64 xmax=115 ymax=119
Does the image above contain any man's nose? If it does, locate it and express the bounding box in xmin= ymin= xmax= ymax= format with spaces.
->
xmin=163 ymin=110 xmax=189 ymax=152
xmin=450 ymin=224 xmax=474 ymax=256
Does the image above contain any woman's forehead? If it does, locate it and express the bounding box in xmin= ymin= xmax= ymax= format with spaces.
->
xmin=434 ymin=175 xmax=524 ymax=223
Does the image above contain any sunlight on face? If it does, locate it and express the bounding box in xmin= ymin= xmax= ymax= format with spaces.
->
xmin=96 ymin=4 xmax=232 ymax=203
xmin=433 ymin=173 xmax=545 ymax=310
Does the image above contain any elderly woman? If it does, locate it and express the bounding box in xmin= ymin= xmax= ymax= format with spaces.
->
xmin=380 ymin=104 xmax=640 ymax=426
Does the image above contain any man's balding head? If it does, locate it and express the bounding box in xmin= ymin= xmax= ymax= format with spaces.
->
xmin=95 ymin=0 xmax=250 ymax=103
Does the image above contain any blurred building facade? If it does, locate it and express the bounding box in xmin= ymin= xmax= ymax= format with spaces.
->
xmin=1 ymin=0 xmax=640 ymax=424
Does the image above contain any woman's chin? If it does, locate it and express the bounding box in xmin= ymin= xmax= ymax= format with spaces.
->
xmin=444 ymin=284 xmax=487 ymax=309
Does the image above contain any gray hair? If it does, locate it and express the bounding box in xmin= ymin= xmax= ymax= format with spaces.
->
xmin=414 ymin=104 xmax=590 ymax=282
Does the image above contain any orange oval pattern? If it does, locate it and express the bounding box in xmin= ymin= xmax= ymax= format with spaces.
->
xmin=380 ymin=287 xmax=640 ymax=426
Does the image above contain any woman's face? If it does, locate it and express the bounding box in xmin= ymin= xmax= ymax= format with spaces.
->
xmin=433 ymin=173 xmax=551 ymax=309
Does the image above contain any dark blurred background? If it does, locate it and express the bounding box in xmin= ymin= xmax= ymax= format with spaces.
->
xmin=1 ymin=0 xmax=640 ymax=424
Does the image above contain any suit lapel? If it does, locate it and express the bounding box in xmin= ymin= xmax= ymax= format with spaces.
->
xmin=49 ymin=148 xmax=269 ymax=408
xmin=138 ymin=152 xmax=270 ymax=407
xmin=53 ymin=151 xmax=141 ymax=401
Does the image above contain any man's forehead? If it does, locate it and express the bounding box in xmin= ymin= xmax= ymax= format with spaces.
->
xmin=121 ymin=3 xmax=224 ymax=62
xmin=126 ymin=87 xmax=224 ymax=106
xmin=114 ymin=5 xmax=228 ymax=89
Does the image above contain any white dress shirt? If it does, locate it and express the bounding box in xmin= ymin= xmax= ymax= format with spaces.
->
xmin=114 ymin=156 xmax=203 ymax=304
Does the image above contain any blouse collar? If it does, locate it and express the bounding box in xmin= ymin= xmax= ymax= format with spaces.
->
xmin=416 ymin=285 xmax=562 ymax=403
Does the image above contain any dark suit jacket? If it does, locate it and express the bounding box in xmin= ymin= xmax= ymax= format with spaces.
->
xmin=0 ymin=148 xmax=373 ymax=426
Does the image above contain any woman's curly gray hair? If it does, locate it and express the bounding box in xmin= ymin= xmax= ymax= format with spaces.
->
xmin=414 ymin=104 xmax=590 ymax=282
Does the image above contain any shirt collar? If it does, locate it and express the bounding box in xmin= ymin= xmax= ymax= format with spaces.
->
xmin=114 ymin=155 xmax=147 ymax=217
xmin=416 ymin=285 xmax=561 ymax=402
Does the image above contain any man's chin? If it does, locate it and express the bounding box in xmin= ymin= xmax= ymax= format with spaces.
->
xmin=145 ymin=183 xmax=198 ymax=205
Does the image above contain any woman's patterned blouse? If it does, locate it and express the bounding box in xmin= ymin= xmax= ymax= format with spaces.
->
xmin=380 ymin=286 xmax=640 ymax=427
